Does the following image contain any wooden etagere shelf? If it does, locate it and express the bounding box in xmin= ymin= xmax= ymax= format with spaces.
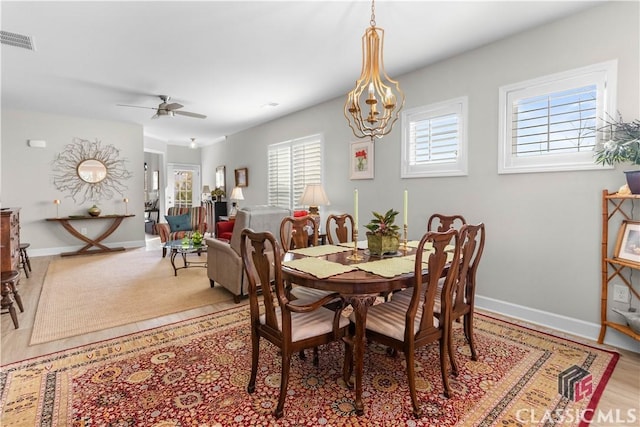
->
xmin=599 ymin=189 xmax=640 ymax=343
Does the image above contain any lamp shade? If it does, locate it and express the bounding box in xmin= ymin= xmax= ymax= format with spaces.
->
xmin=230 ymin=186 xmax=244 ymax=201
xmin=202 ymin=185 xmax=211 ymax=194
xmin=299 ymin=184 xmax=330 ymax=207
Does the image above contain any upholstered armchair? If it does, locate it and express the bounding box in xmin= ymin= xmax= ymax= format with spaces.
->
xmin=157 ymin=206 xmax=207 ymax=257
xmin=205 ymin=205 xmax=291 ymax=303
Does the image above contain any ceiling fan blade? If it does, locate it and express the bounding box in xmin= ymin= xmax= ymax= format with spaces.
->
xmin=164 ymin=102 xmax=183 ymax=111
xmin=174 ymin=110 xmax=207 ymax=119
xmin=151 ymin=113 xmax=159 ymax=120
xmin=117 ymin=104 xmax=157 ymax=110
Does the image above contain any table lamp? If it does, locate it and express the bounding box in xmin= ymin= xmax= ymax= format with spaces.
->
xmin=299 ymin=184 xmax=330 ymax=230
xmin=202 ymin=185 xmax=211 ymax=202
xmin=229 ymin=186 xmax=244 ymax=216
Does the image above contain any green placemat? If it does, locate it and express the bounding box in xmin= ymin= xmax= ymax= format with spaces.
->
xmin=354 ymin=257 xmax=416 ymax=278
xmin=283 ymin=258 xmax=357 ymax=279
xmin=288 ymin=245 xmax=351 ymax=257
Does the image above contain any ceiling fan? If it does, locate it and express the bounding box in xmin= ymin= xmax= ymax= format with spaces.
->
xmin=117 ymin=95 xmax=207 ymax=120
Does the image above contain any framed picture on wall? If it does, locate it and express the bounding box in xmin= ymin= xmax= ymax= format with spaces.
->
xmin=235 ymin=167 xmax=248 ymax=187
xmin=614 ymin=220 xmax=640 ymax=265
xmin=350 ymin=140 xmax=374 ymax=180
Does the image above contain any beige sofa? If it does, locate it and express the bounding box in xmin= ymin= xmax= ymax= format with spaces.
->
xmin=205 ymin=205 xmax=291 ymax=303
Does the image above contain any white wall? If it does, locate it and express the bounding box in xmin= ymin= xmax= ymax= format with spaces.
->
xmin=1 ymin=110 xmax=146 ymax=254
xmin=201 ymin=2 xmax=640 ymax=351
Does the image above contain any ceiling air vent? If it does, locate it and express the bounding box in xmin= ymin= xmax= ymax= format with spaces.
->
xmin=1 ymin=30 xmax=36 ymax=51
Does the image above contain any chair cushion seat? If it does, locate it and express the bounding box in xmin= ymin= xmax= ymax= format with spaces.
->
xmin=260 ymin=306 xmax=349 ymax=342
xmin=355 ymin=297 xmax=438 ymax=341
xmin=290 ymin=286 xmax=338 ymax=304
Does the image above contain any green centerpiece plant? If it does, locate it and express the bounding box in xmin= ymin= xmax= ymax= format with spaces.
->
xmin=365 ymin=209 xmax=401 ymax=256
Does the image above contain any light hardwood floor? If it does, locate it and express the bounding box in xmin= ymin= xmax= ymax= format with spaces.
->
xmin=1 ymin=238 xmax=638 ymax=425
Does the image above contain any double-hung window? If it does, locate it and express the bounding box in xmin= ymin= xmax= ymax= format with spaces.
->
xmin=401 ymin=96 xmax=468 ymax=178
xmin=268 ymin=134 xmax=323 ymax=211
xmin=498 ymin=60 xmax=617 ymax=174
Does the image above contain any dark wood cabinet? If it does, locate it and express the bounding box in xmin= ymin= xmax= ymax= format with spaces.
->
xmin=1 ymin=208 xmax=21 ymax=272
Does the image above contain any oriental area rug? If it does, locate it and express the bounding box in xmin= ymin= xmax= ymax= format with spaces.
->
xmin=30 ymin=248 xmax=233 ymax=344
xmin=2 ymin=306 xmax=618 ymax=427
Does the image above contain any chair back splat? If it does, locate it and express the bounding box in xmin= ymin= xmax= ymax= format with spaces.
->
xmin=326 ymin=213 xmax=355 ymax=245
xmin=427 ymin=213 xmax=466 ymax=232
xmin=280 ymin=215 xmax=318 ymax=250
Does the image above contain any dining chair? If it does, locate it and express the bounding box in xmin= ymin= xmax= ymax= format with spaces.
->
xmin=427 ymin=213 xmax=466 ymax=232
xmin=393 ymin=223 xmax=485 ymax=375
xmin=280 ymin=214 xmax=318 ymax=251
xmin=348 ymin=228 xmax=461 ymax=418
xmin=280 ymin=214 xmax=339 ymax=364
xmin=325 ymin=213 xmax=355 ymax=244
xmin=240 ymin=229 xmax=351 ymax=419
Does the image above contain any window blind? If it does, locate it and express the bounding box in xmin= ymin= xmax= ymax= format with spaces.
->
xmin=268 ymin=134 xmax=323 ymax=211
xmin=512 ymin=85 xmax=597 ymax=157
xmin=409 ymin=113 xmax=459 ymax=165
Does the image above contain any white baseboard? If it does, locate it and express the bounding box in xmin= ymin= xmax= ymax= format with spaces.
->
xmin=29 ymin=240 xmax=146 ymax=257
xmin=476 ymin=295 xmax=640 ymax=353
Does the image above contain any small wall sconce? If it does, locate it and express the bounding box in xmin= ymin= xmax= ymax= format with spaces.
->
xmin=53 ymin=199 xmax=61 ymax=217
xmin=123 ymin=198 xmax=129 ymax=215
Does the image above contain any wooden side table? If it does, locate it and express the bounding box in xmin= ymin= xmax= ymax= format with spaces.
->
xmin=46 ymin=214 xmax=135 ymax=256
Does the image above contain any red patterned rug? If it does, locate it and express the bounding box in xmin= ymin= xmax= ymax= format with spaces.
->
xmin=0 ymin=306 xmax=618 ymax=426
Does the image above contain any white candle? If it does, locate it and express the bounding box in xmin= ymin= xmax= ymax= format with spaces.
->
xmin=354 ymin=189 xmax=359 ymax=230
xmin=403 ymin=190 xmax=408 ymax=226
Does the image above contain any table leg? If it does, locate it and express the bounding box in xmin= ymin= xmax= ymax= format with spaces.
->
xmin=347 ymin=294 xmax=378 ymax=416
xmin=170 ymin=249 xmax=179 ymax=276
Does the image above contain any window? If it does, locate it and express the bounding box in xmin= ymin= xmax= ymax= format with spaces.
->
xmin=268 ymin=134 xmax=323 ymax=211
xmin=401 ymin=97 xmax=468 ymax=178
xmin=498 ymin=60 xmax=617 ymax=174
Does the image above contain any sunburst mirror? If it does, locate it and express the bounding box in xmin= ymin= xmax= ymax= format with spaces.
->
xmin=53 ymin=137 xmax=132 ymax=204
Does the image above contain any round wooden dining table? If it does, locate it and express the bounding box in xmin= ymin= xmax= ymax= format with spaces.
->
xmin=281 ymin=246 xmax=420 ymax=416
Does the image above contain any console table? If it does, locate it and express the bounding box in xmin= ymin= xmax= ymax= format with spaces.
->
xmin=46 ymin=214 xmax=135 ymax=257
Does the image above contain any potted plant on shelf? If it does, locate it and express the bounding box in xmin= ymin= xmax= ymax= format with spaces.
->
xmin=364 ymin=209 xmax=401 ymax=256
xmin=211 ymin=187 xmax=225 ymax=201
xmin=594 ymin=114 xmax=640 ymax=194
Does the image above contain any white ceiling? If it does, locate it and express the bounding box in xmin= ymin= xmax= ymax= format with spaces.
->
xmin=2 ymin=1 xmax=601 ymax=147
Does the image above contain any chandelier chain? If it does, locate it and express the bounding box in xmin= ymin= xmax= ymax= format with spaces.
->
xmin=370 ymin=0 xmax=376 ymax=27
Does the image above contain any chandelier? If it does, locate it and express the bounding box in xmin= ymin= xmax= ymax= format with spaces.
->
xmin=345 ymin=0 xmax=404 ymax=140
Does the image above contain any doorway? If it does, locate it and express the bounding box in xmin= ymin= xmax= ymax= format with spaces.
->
xmin=166 ymin=163 xmax=202 ymax=209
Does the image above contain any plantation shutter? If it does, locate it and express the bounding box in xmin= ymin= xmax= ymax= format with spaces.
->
xmin=511 ymin=85 xmax=597 ymax=157
xmin=410 ymin=113 xmax=459 ymax=165
xmin=268 ymin=134 xmax=323 ymax=211
xmin=268 ymin=144 xmax=291 ymax=208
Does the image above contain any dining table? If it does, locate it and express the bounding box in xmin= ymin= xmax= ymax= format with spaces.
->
xmin=281 ymin=241 xmax=427 ymax=416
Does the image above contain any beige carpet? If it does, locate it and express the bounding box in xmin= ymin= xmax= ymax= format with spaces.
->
xmin=30 ymin=248 xmax=233 ymax=344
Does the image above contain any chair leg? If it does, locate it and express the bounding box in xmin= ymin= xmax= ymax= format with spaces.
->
xmin=313 ymin=347 xmax=319 ymax=366
xmin=162 ymin=247 xmax=167 ymax=258
xmin=275 ymin=351 xmax=291 ymax=419
xmin=19 ymin=249 xmax=29 ymax=278
xmin=405 ymin=349 xmax=423 ymax=418
xmin=465 ymin=313 xmax=478 ymax=361
xmin=10 ymin=280 xmax=24 ymax=313
xmin=448 ymin=325 xmax=459 ymax=377
xmin=247 ymin=332 xmax=260 ymax=394
xmin=439 ymin=337 xmax=451 ymax=399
